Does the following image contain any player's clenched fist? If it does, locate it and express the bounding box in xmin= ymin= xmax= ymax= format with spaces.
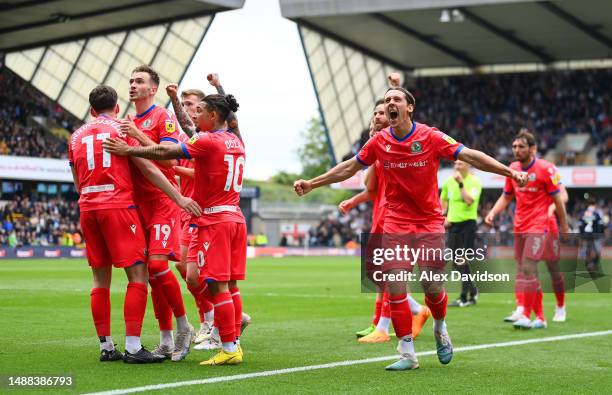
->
xmin=512 ymin=170 xmax=529 ymax=187
xmin=165 ymin=83 xmax=178 ymax=99
xmin=207 ymin=73 xmax=220 ymax=87
xmin=120 ymin=115 xmax=140 ymax=137
xmin=294 ymin=179 xmax=312 ymax=196
xmin=388 ymin=72 xmax=402 ymax=88
xmin=338 ymin=199 xmax=353 ymax=215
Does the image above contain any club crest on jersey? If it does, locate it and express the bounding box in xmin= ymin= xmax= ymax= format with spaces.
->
xmin=385 ymin=144 xmax=391 ymax=152
xmin=528 ymin=173 xmax=537 ymax=182
xmin=410 ymin=141 xmax=422 ymax=153
xmin=142 ymin=119 xmax=152 ymax=128
xmin=130 ymin=224 xmax=137 ymax=234
xmin=165 ymin=120 xmax=176 ymax=133
xmin=442 ymin=134 xmax=456 ymax=145
xmin=203 ymin=242 xmax=210 ymax=251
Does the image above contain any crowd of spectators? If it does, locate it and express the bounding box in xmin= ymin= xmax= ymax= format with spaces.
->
xmin=0 ymin=196 xmax=82 ymax=247
xmin=308 ymin=203 xmax=371 ymax=247
xmin=0 ymin=68 xmax=79 ymax=158
xmin=345 ymin=68 xmax=612 ymax=166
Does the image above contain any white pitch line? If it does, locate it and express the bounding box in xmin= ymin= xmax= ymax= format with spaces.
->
xmin=84 ymin=330 xmax=612 ymax=395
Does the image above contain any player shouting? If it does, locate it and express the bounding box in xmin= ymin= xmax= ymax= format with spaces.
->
xmin=69 ymin=85 xmax=201 ymax=363
xmin=103 ymin=93 xmax=247 ymax=366
xmin=294 ymin=86 xmax=528 ymax=371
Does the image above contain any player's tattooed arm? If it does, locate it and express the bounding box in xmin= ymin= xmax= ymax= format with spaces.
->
xmin=208 ymin=73 xmax=242 ymax=141
xmin=166 ymin=83 xmax=196 ymax=137
xmin=294 ymin=157 xmax=363 ymax=196
xmin=131 ymin=157 xmax=201 ymax=216
xmin=102 ymin=138 xmax=186 ymax=160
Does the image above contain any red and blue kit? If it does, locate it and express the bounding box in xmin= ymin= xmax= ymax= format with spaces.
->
xmin=131 ymin=105 xmax=181 ymax=258
xmin=69 ymin=116 xmax=146 ymax=268
xmin=181 ymin=130 xmax=247 ymax=282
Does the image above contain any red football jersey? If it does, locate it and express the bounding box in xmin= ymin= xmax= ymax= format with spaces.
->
xmin=371 ymin=160 xmax=387 ymax=228
xmin=357 ymin=123 xmax=464 ymax=226
xmin=130 ymin=105 xmax=180 ymax=204
xmin=181 ymin=130 xmax=246 ymax=226
xmin=69 ymin=116 xmax=136 ymax=212
xmin=503 ymin=158 xmax=561 ymax=233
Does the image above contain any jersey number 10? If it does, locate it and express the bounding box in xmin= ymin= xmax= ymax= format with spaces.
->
xmin=223 ymin=154 xmax=244 ymax=193
xmin=82 ymin=133 xmax=111 ymax=170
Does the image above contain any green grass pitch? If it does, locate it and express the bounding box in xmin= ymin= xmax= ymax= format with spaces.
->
xmin=1 ymin=257 xmax=611 ymax=394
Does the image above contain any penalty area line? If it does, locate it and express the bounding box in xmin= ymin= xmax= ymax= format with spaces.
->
xmin=84 ymin=329 xmax=612 ymax=395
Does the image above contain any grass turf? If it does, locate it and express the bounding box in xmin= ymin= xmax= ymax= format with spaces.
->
xmin=0 ymin=257 xmax=611 ymax=394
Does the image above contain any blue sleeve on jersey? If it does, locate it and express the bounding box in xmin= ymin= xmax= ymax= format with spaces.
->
xmin=453 ymin=144 xmax=465 ymax=159
xmin=180 ymin=143 xmax=192 ymax=159
xmin=549 ymin=189 xmax=560 ymax=196
xmin=160 ymin=137 xmax=178 ymax=144
xmin=355 ymin=155 xmax=368 ymax=167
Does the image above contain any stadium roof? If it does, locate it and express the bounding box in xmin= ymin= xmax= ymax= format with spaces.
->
xmin=0 ymin=0 xmax=244 ymax=52
xmin=280 ymin=0 xmax=612 ymax=70
xmin=1 ymin=0 xmax=244 ymax=121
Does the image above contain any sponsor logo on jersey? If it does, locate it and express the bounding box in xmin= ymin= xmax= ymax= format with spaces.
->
xmin=442 ymin=134 xmax=456 ymax=145
xmin=410 ymin=141 xmax=422 ymax=153
xmin=203 ymin=241 xmax=210 ymax=251
xmin=385 ymin=144 xmax=391 ymax=152
xmin=130 ymin=224 xmax=137 ymax=234
xmin=165 ymin=120 xmax=176 ymax=133
xmin=142 ymin=119 xmax=152 ymax=128
xmin=550 ymin=172 xmax=561 ymax=185
xmin=384 ymin=160 xmax=428 ymax=169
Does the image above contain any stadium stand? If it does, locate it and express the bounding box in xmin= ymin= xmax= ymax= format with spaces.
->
xmin=343 ymin=69 xmax=612 ymax=166
xmin=0 ymin=68 xmax=77 ymax=159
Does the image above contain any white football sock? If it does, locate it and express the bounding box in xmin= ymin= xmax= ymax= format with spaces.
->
xmin=222 ymin=342 xmax=237 ymax=352
xmin=376 ymin=317 xmax=391 ymax=334
xmin=407 ymin=295 xmax=422 ymax=315
xmin=398 ymin=335 xmax=415 ymax=356
xmin=160 ymin=330 xmax=173 ymax=347
xmin=176 ymin=315 xmax=189 ymax=332
xmin=434 ymin=319 xmax=447 ymax=334
xmin=205 ymin=310 xmax=214 ymax=323
xmin=99 ymin=336 xmax=114 ymax=351
xmin=125 ymin=336 xmax=142 ymax=354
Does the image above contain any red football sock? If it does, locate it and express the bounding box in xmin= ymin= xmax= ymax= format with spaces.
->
xmin=90 ymin=287 xmax=111 ymax=337
xmin=372 ymin=297 xmax=383 ymax=325
xmin=389 ymin=293 xmax=412 ymax=338
xmin=515 ymin=272 xmax=525 ymax=307
xmin=551 ymin=272 xmax=565 ymax=307
xmin=534 ymin=287 xmax=545 ymax=321
xmin=149 ymin=276 xmax=173 ymax=331
xmin=425 ymin=290 xmax=448 ymax=320
xmin=381 ymin=292 xmax=391 ymax=318
xmin=125 ymin=282 xmax=148 ymax=336
xmin=522 ymin=276 xmax=539 ymax=319
xmin=149 ymin=260 xmax=186 ymax=318
xmin=230 ymin=287 xmax=243 ymax=338
xmin=213 ymin=292 xmax=236 ymax=343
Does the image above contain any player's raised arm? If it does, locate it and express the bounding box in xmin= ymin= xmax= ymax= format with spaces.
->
xmin=294 ymin=157 xmax=363 ymax=196
xmin=103 ymin=138 xmax=186 ymax=160
xmin=166 ymin=83 xmax=196 ymax=137
xmin=208 ymin=73 xmax=242 ymax=141
xmin=457 ymin=148 xmax=528 ymax=187
xmin=130 ymin=156 xmax=201 ymax=216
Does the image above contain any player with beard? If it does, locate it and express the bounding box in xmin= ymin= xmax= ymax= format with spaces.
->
xmin=123 ymin=65 xmax=193 ymax=361
xmin=294 ymin=86 xmax=528 ymax=371
xmin=104 ymin=93 xmax=247 ymax=366
xmin=486 ymin=131 xmax=569 ymax=329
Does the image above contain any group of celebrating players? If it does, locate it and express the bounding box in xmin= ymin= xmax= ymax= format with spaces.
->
xmin=70 ymin=65 xmax=248 ymax=366
xmin=294 ymin=72 xmax=575 ymax=371
xmin=71 ymin=62 xmax=592 ymax=372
